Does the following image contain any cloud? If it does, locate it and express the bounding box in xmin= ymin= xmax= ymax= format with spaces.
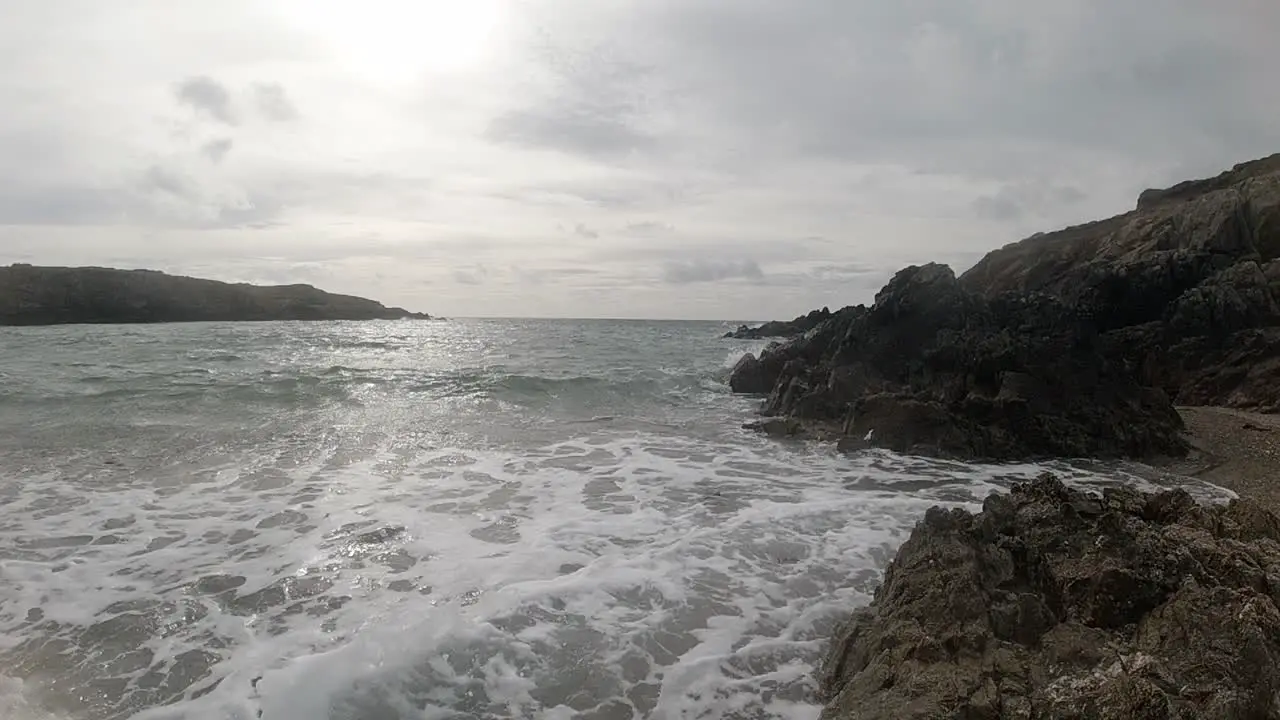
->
xmin=623 ymin=221 xmax=675 ymax=237
xmin=2 ymin=1 xmax=1279 ymax=319
xmin=513 ymin=266 xmax=601 ymax=285
xmin=662 ymin=259 xmax=764 ymax=284
xmin=486 ymin=45 xmax=659 ymax=159
xmin=201 ymin=138 xmax=234 ymax=163
xmin=252 ymin=83 xmax=299 ymax=122
xmin=175 ymin=76 xmax=237 ymax=125
xmin=452 ymin=264 xmax=489 ymax=285
xmin=0 ymin=185 xmax=124 ymax=226
xmin=972 ymin=180 xmax=1087 ymax=220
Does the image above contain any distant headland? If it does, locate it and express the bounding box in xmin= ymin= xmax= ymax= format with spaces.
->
xmin=0 ymin=265 xmax=430 ymax=326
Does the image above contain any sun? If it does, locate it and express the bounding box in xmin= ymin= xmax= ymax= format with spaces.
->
xmin=280 ymin=0 xmax=502 ymax=81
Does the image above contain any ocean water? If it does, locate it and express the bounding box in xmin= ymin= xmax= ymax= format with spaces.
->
xmin=0 ymin=319 xmax=1233 ymax=720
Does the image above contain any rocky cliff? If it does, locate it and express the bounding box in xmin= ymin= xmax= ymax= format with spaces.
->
xmin=0 ymin=265 xmax=430 ymax=326
xmin=820 ymin=475 xmax=1280 ymax=719
xmin=961 ymin=153 xmax=1280 ymax=411
xmin=724 ymin=307 xmax=833 ymax=339
xmin=730 ymin=153 xmax=1280 ymax=459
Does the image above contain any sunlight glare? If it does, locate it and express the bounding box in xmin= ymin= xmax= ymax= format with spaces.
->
xmin=283 ymin=0 xmax=502 ymax=80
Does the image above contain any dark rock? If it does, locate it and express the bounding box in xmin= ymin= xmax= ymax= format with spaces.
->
xmin=959 ymin=156 xmax=1280 ymax=410
xmin=1165 ymin=260 xmax=1279 ymax=338
xmin=732 ymin=154 xmax=1280 ymax=457
xmin=728 ymin=353 xmax=770 ymax=394
xmin=739 ymin=266 xmax=1185 ymax=461
xmin=819 ymin=475 xmax=1280 ymax=719
xmin=723 ymin=307 xmax=834 ymax=339
xmin=742 ymin=415 xmax=798 ymax=438
xmin=743 ymin=417 xmax=804 ymax=438
xmin=0 ymin=265 xmax=431 ymax=326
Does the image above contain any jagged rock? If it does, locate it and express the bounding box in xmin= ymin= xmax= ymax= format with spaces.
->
xmin=723 ymin=307 xmax=833 ymax=339
xmin=819 ymin=475 xmax=1280 ymax=719
xmin=744 ymin=265 xmax=1184 ymax=460
xmin=1165 ymin=260 xmax=1279 ymax=337
xmin=732 ymin=154 xmax=1280 ymax=449
xmin=729 ymin=353 xmax=770 ymax=394
xmin=957 ymin=155 xmax=1280 ymax=410
xmin=0 ymin=265 xmax=430 ymax=326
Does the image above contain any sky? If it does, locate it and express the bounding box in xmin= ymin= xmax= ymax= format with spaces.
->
xmin=1 ymin=1 xmax=1278 ymax=319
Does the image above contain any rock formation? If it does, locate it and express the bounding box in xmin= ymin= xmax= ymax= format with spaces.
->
xmin=724 ymin=307 xmax=833 ymax=339
xmin=962 ymin=153 xmax=1280 ymax=411
xmin=731 ymin=264 xmax=1185 ymax=460
xmin=819 ymin=474 xmax=1280 ymax=719
xmin=731 ymin=153 xmax=1280 ymax=457
xmin=0 ymin=265 xmax=430 ymax=326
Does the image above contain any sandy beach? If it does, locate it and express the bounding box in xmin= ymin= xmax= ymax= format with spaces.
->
xmin=1170 ymin=406 xmax=1280 ymax=513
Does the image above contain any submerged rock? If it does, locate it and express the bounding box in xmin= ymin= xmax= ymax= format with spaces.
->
xmin=819 ymin=474 xmax=1280 ymax=719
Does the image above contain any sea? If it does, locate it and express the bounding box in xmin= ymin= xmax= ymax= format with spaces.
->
xmin=0 ymin=319 xmax=1234 ymax=720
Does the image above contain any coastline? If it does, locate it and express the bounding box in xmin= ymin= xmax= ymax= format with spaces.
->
xmin=1169 ymin=405 xmax=1280 ymax=513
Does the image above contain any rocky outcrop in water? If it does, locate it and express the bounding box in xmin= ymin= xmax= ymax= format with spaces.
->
xmin=731 ymin=264 xmax=1185 ymax=460
xmin=731 ymin=153 xmax=1280 ymax=458
xmin=0 ymin=265 xmax=430 ymax=326
xmin=819 ymin=474 xmax=1280 ymax=720
xmin=724 ymin=307 xmax=833 ymax=339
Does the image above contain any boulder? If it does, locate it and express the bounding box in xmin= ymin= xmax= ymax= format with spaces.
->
xmin=728 ymin=353 xmax=770 ymax=394
xmin=819 ymin=474 xmax=1280 ymax=720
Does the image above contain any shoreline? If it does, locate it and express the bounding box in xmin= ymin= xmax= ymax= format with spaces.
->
xmin=1166 ymin=405 xmax=1280 ymax=514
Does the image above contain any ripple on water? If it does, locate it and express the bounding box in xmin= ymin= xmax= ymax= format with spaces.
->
xmin=0 ymin=321 xmax=1237 ymax=720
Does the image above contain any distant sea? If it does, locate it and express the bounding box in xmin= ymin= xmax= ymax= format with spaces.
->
xmin=0 ymin=319 xmax=1231 ymax=720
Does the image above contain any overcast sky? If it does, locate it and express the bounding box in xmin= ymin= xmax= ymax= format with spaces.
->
xmin=1 ymin=1 xmax=1277 ymax=319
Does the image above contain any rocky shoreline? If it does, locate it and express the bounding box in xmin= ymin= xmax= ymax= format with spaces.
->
xmin=819 ymin=474 xmax=1280 ymax=719
xmin=731 ymin=153 xmax=1280 ymax=461
xmin=725 ymin=155 xmax=1280 ymax=717
xmin=0 ymin=265 xmax=430 ymax=326
xmin=723 ymin=307 xmax=833 ymax=339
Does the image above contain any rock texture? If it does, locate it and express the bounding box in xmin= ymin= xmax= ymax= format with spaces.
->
xmin=731 ymin=153 xmax=1280 ymax=458
xmin=819 ymin=475 xmax=1280 ymax=720
xmin=961 ymin=153 xmax=1280 ymax=411
xmin=724 ymin=307 xmax=833 ymax=339
xmin=0 ymin=265 xmax=430 ymax=326
xmin=731 ymin=264 xmax=1185 ymax=460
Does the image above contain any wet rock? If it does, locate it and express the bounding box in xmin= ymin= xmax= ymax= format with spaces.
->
xmin=723 ymin=307 xmax=833 ymax=339
xmin=743 ymin=417 xmax=804 ymax=438
xmin=729 ymin=353 xmax=769 ymax=394
xmin=819 ymin=475 xmax=1280 ymax=719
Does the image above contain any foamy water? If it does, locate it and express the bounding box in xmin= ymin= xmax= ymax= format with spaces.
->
xmin=0 ymin=319 xmax=1231 ymax=720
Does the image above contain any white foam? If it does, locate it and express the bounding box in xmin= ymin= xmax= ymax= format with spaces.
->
xmin=0 ymin=322 xmax=1239 ymax=720
xmin=720 ymin=339 xmax=772 ymax=369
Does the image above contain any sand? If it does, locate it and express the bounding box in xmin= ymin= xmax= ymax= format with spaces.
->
xmin=1165 ymin=406 xmax=1280 ymax=514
